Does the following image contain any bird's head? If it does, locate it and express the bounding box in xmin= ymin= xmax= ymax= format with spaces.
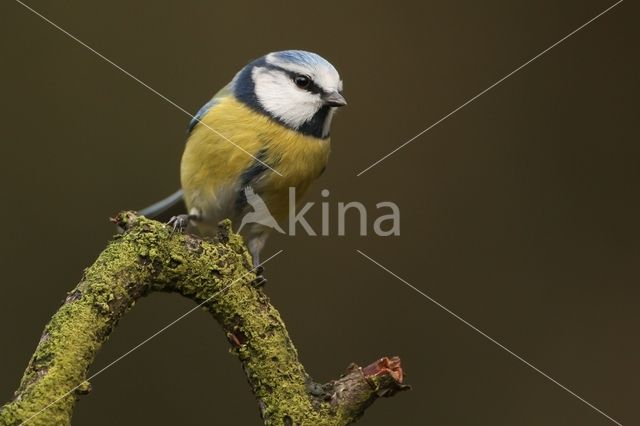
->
xmin=233 ymin=50 xmax=346 ymax=138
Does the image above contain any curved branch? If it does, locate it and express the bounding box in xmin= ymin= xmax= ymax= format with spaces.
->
xmin=0 ymin=212 xmax=408 ymax=425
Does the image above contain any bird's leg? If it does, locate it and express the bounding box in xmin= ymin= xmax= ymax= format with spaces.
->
xmin=250 ymin=251 xmax=267 ymax=287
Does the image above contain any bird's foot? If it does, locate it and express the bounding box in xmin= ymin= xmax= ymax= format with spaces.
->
xmin=167 ymin=214 xmax=191 ymax=233
xmin=251 ymin=276 xmax=267 ymax=287
xmin=251 ymin=265 xmax=266 ymax=287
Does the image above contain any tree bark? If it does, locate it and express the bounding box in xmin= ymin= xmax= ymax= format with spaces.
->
xmin=0 ymin=212 xmax=408 ymax=425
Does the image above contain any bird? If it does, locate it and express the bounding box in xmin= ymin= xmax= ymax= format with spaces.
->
xmin=139 ymin=50 xmax=346 ymax=269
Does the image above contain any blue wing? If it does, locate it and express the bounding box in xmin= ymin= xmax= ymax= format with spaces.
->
xmin=188 ymin=84 xmax=232 ymax=133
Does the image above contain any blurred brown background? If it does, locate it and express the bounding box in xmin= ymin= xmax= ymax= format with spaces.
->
xmin=1 ymin=0 xmax=638 ymax=424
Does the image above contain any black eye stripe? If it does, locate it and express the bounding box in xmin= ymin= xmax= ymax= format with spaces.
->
xmin=293 ymin=74 xmax=322 ymax=94
xmin=303 ymin=79 xmax=323 ymax=95
xmin=263 ymin=64 xmax=324 ymax=95
xmin=285 ymin=71 xmax=322 ymax=94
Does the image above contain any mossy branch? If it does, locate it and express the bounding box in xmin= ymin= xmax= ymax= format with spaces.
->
xmin=0 ymin=212 xmax=408 ymax=425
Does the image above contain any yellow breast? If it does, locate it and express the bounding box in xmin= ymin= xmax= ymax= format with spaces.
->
xmin=181 ymin=96 xmax=330 ymax=226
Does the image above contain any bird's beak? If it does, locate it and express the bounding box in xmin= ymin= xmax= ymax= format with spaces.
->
xmin=323 ymin=91 xmax=347 ymax=107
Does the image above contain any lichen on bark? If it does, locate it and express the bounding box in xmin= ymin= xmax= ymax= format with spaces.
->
xmin=0 ymin=212 xmax=407 ymax=425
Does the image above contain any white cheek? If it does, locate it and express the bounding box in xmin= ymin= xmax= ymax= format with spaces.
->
xmin=252 ymin=68 xmax=322 ymax=128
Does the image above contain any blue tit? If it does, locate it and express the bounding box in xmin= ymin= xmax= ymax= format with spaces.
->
xmin=139 ymin=50 xmax=346 ymax=267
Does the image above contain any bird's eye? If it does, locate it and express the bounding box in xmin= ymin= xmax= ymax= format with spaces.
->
xmin=294 ymin=75 xmax=311 ymax=89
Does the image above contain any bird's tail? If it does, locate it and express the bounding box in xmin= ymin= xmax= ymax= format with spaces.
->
xmin=138 ymin=189 xmax=184 ymax=218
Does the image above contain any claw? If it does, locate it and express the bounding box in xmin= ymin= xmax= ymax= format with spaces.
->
xmin=167 ymin=214 xmax=190 ymax=233
xmin=251 ymin=265 xmax=266 ymax=287
xmin=251 ymin=265 xmax=267 ymax=287
xmin=251 ymin=275 xmax=267 ymax=287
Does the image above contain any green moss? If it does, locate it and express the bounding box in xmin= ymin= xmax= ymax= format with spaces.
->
xmin=1 ymin=214 xmax=380 ymax=426
xmin=0 ymin=290 xmax=106 ymax=425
